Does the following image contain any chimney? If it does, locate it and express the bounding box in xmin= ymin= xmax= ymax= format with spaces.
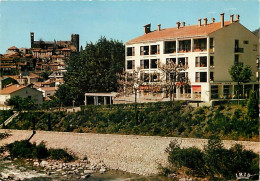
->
xmin=157 ymin=24 xmax=161 ymax=31
xmin=220 ymin=13 xmax=225 ymax=28
xmin=198 ymin=19 xmax=202 ymax=27
xmin=204 ymin=18 xmax=208 ymax=26
xmin=211 ymin=18 xmax=215 ymax=23
xmin=176 ymin=22 xmax=180 ymax=29
xmin=230 ymin=14 xmax=234 ymax=23
xmin=236 ymin=14 xmax=240 ymax=22
xmin=182 ymin=22 xmax=185 ymax=27
xmin=144 ymin=24 xmax=151 ymax=34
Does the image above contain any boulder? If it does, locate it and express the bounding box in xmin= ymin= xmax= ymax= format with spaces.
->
xmin=84 ymin=170 xmax=94 ymax=174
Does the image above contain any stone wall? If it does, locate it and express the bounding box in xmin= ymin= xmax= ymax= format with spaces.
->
xmin=0 ymin=129 xmax=259 ymax=175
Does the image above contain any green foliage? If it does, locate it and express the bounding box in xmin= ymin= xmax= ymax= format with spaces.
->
xmin=40 ymin=71 xmax=52 ymax=81
xmin=247 ymin=91 xmax=259 ymax=119
xmin=229 ymin=64 xmax=252 ymax=97
xmin=229 ymin=64 xmax=252 ymax=84
xmin=7 ymin=140 xmax=35 ymax=158
xmin=8 ymin=101 xmax=258 ymax=141
xmin=6 ymin=96 xmax=37 ymax=111
xmin=49 ymin=148 xmax=74 ymax=162
xmin=55 ymin=37 xmax=125 ymax=106
xmin=164 ymin=137 xmax=259 ymax=180
xmin=0 ymin=110 xmax=13 ymax=124
xmin=6 ymin=140 xmax=74 ymax=161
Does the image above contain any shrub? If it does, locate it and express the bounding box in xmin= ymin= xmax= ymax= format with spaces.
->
xmin=7 ymin=140 xmax=34 ymax=158
xmin=164 ymin=137 xmax=259 ymax=180
xmin=49 ymin=148 xmax=74 ymax=162
xmin=33 ymin=142 xmax=49 ymax=160
xmin=6 ymin=140 xmax=74 ymax=162
xmin=247 ymin=91 xmax=259 ymax=119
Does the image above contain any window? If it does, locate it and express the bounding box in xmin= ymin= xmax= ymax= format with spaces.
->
xmin=179 ymin=40 xmax=191 ymax=52
xmin=210 ymin=56 xmax=214 ymax=67
xmin=196 ymin=72 xmax=207 ymax=82
xmin=165 ymin=41 xmax=176 ymax=54
xmin=234 ymin=55 xmax=239 ymax=64
xmin=243 ymin=40 xmax=249 ymax=44
xmin=210 ymin=72 xmax=214 ymax=81
xmin=140 ymin=73 xmax=149 ymax=82
xmin=150 ymin=73 xmax=159 ymax=82
xmin=178 ymin=57 xmax=185 ymax=66
xmin=166 ymin=58 xmax=176 ymax=65
xmin=235 ymin=40 xmax=239 ymax=49
xmin=223 ymin=85 xmax=231 ymax=98
xmin=211 ymin=85 xmax=218 ymax=99
xmin=253 ymin=44 xmax=257 ymax=51
xmin=127 ymin=60 xmax=135 ymax=70
xmin=257 ymin=58 xmax=259 ymax=68
xmin=150 ymin=59 xmax=158 ymax=69
xmin=210 ymin=38 xmax=214 ymax=49
xmin=194 ymin=38 xmax=207 ymax=51
xmin=151 ymin=45 xmax=160 ymax=55
xmin=140 ymin=59 xmax=149 ymax=69
xmin=195 ymin=56 xmax=207 ymax=67
xmin=127 ymin=47 xmax=135 ymax=56
xmin=195 ymin=72 xmax=200 ymax=82
xmin=140 ymin=46 xmax=149 ymax=55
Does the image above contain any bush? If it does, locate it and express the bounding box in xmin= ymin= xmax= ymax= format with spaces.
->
xmin=33 ymin=142 xmax=49 ymax=160
xmin=49 ymin=148 xmax=74 ymax=162
xmin=164 ymin=137 xmax=259 ymax=180
xmin=247 ymin=91 xmax=259 ymax=119
xmin=6 ymin=140 xmax=74 ymax=162
xmin=7 ymin=140 xmax=34 ymax=158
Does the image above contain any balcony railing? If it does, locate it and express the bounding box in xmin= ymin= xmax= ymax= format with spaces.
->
xmin=234 ymin=48 xmax=244 ymax=53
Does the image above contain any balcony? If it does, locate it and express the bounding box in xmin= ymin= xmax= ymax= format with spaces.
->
xmin=234 ymin=47 xmax=244 ymax=53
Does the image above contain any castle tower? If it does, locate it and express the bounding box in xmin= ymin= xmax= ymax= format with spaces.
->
xmin=71 ymin=34 xmax=79 ymax=52
xmin=30 ymin=32 xmax=34 ymax=48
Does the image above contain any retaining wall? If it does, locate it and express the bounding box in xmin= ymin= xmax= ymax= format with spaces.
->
xmin=0 ymin=129 xmax=259 ymax=175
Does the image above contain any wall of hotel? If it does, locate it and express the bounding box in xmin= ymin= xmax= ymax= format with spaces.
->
xmin=126 ymin=38 xmax=211 ymax=101
xmin=210 ymin=22 xmax=258 ymax=82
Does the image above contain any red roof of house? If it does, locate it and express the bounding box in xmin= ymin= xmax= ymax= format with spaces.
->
xmin=0 ymin=84 xmax=26 ymax=94
xmin=127 ymin=21 xmax=234 ymax=44
xmin=8 ymin=46 xmax=19 ymax=50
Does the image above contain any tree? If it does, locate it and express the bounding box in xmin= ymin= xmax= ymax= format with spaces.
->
xmin=247 ymin=90 xmax=259 ymax=119
xmin=158 ymin=60 xmax=189 ymax=101
xmin=229 ymin=64 xmax=252 ymax=98
xmin=117 ymin=69 xmax=144 ymax=123
xmin=6 ymin=96 xmax=37 ymax=111
xmin=56 ymin=36 xmax=125 ymax=106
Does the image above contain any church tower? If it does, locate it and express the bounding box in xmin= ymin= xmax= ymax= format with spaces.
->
xmin=30 ymin=32 xmax=34 ymax=48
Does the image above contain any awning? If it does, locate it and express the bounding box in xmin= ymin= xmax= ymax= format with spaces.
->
xmin=192 ymin=85 xmax=201 ymax=92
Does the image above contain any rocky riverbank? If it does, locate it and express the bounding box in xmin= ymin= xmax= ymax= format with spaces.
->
xmin=1 ymin=129 xmax=259 ymax=176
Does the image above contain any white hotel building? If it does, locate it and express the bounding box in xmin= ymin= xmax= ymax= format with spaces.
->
xmin=123 ymin=13 xmax=259 ymax=103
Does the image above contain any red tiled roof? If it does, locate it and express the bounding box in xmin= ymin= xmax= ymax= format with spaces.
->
xmin=0 ymin=84 xmax=26 ymax=94
xmin=127 ymin=21 xmax=234 ymax=44
xmin=8 ymin=46 xmax=19 ymax=50
xmin=40 ymin=87 xmax=57 ymax=91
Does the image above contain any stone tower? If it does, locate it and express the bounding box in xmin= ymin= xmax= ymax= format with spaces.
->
xmin=30 ymin=32 xmax=34 ymax=48
xmin=71 ymin=34 xmax=79 ymax=52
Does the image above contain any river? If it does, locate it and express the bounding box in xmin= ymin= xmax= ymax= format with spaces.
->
xmin=0 ymin=158 xmax=172 ymax=181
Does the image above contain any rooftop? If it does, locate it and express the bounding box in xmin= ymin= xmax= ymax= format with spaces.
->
xmin=0 ymin=84 xmax=26 ymax=94
xmin=127 ymin=21 xmax=234 ymax=44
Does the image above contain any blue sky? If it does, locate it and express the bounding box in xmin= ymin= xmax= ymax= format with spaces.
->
xmin=0 ymin=0 xmax=259 ymax=54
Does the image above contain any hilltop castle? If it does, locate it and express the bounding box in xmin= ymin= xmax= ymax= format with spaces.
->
xmin=30 ymin=32 xmax=79 ymax=52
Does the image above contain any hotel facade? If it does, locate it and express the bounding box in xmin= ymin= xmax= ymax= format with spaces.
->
xmin=124 ymin=14 xmax=259 ymax=103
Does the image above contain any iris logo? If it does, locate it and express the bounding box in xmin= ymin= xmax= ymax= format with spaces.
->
xmin=235 ymin=172 xmax=251 ymax=180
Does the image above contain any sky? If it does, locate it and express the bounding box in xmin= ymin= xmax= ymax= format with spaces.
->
xmin=0 ymin=0 xmax=259 ymax=54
